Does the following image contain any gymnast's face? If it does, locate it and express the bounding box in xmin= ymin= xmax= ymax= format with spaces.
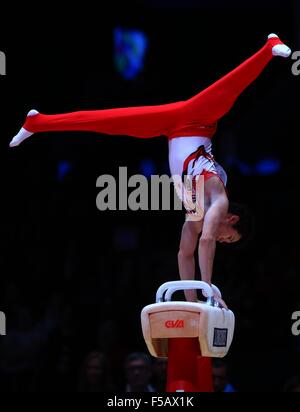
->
xmin=216 ymin=214 xmax=241 ymax=243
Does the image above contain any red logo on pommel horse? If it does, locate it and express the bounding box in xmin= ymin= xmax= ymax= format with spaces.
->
xmin=165 ymin=320 xmax=184 ymax=328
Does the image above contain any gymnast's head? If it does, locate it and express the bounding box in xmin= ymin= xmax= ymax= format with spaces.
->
xmin=216 ymin=202 xmax=254 ymax=245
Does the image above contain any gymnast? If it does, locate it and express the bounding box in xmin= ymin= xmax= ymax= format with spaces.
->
xmin=10 ymin=34 xmax=291 ymax=306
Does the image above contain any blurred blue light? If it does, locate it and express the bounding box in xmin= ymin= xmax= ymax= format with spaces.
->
xmin=140 ymin=158 xmax=156 ymax=178
xmin=114 ymin=28 xmax=148 ymax=80
xmin=236 ymin=160 xmax=253 ymax=176
xmin=254 ymin=158 xmax=281 ymax=175
xmin=57 ymin=161 xmax=71 ymax=181
xmin=234 ymin=157 xmax=281 ymax=176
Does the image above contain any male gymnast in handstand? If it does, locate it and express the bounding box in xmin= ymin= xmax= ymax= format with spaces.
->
xmin=10 ymin=34 xmax=291 ymax=305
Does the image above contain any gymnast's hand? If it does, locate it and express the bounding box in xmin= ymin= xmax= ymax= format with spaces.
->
xmin=213 ymin=294 xmax=228 ymax=310
xmin=203 ymin=284 xmax=229 ymax=310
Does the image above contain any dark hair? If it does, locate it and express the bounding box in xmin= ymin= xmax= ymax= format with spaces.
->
xmin=78 ymin=350 xmax=115 ymax=392
xmin=124 ymin=352 xmax=152 ymax=368
xmin=227 ymin=202 xmax=255 ymax=247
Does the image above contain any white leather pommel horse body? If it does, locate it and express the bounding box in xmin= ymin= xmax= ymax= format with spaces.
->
xmin=141 ymin=281 xmax=235 ymax=358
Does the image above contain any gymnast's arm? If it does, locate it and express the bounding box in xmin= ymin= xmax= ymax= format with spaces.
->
xmin=177 ymin=220 xmax=203 ymax=301
xmin=198 ymin=194 xmax=228 ymax=286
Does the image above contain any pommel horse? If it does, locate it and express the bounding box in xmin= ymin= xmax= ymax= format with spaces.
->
xmin=141 ymin=281 xmax=235 ymax=392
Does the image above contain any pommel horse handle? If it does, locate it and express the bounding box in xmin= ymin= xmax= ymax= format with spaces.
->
xmin=156 ymin=280 xmax=213 ymax=303
xmin=156 ymin=280 xmax=221 ymax=306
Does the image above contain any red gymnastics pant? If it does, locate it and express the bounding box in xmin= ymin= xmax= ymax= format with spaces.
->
xmin=23 ymin=37 xmax=280 ymax=140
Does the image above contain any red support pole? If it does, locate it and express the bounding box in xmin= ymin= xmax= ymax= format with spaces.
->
xmin=196 ymin=356 xmax=213 ymax=392
xmin=166 ymin=338 xmax=213 ymax=392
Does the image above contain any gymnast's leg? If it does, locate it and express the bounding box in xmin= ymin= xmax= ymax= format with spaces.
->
xmin=9 ymin=100 xmax=183 ymax=147
xmin=10 ymin=34 xmax=291 ymax=147
xmin=178 ymin=34 xmax=291 ymax=127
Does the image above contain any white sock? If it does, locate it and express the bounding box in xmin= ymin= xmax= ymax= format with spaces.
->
xmin=268 ymin=33 xmax=279 ymax=39
xmin=9 ymin=110 xmax=39 ymax=147
xmin=268 ymin=33 xmax=291 ymax=58
xmin=272 ymin=44 xmax=292 ymax=58
xmin=9 ymin=127 xmax=33 ymax=147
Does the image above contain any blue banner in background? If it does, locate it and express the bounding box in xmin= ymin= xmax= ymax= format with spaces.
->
xmin=114 ymin=28 xmax=148 ymax=80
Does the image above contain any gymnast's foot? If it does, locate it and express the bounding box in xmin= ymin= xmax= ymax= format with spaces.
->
xmin=9 ymin=109 xmax=38 ymax=147
xmin=268 ymin=33 xmax=291 ymax=58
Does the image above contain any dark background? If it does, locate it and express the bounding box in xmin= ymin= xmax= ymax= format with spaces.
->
xmin=0 ymin=0 xmax=299 ymax=392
